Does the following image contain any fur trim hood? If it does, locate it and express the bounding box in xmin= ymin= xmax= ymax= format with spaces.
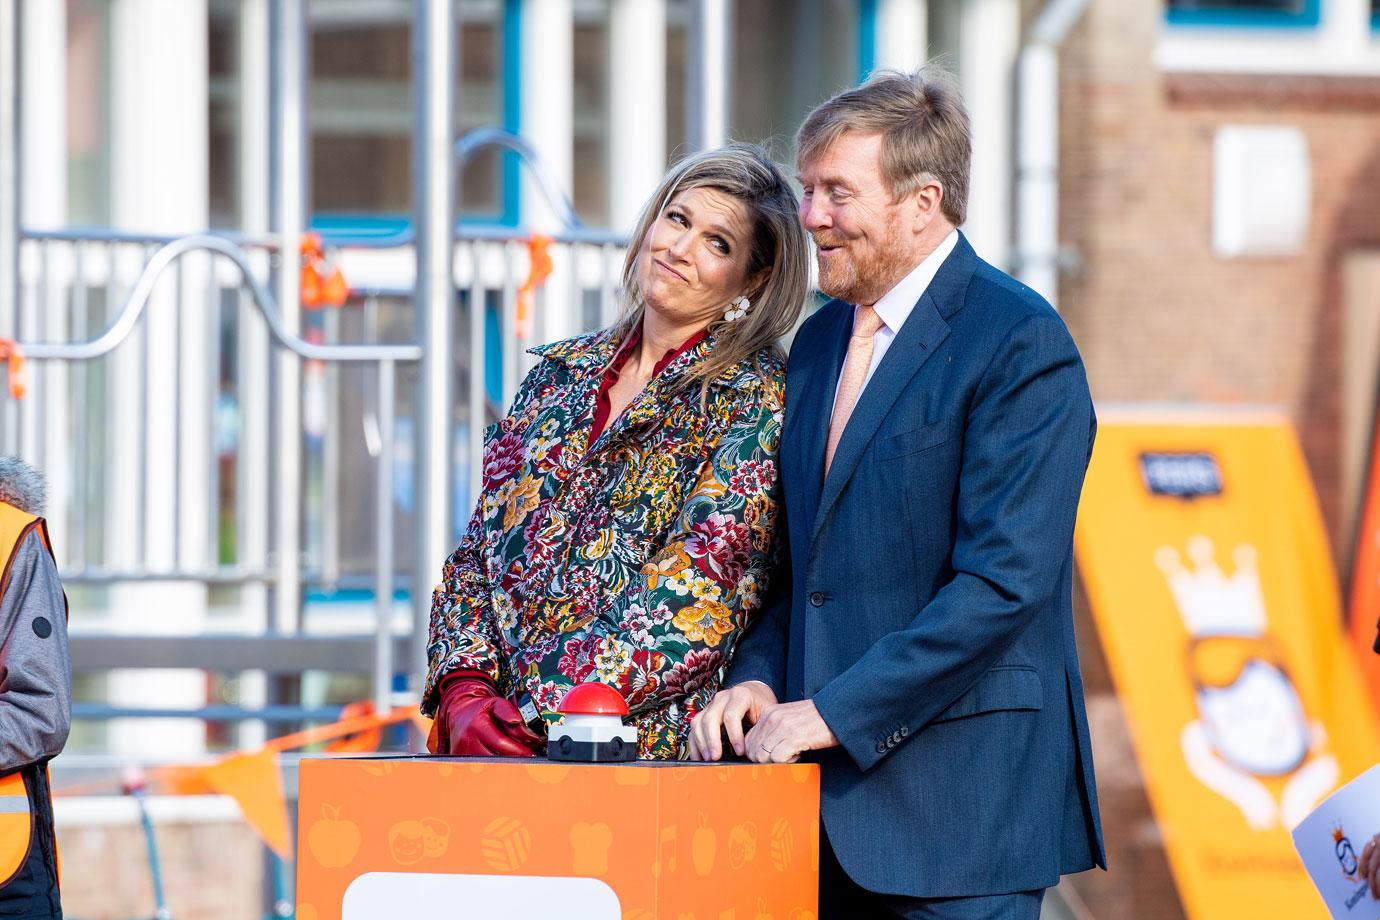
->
xmin=0 ymin=457 xmax=46 ymax=515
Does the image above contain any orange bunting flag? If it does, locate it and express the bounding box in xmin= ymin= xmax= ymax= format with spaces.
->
xmin=324 ymin=701 xmax=384 ymax=754
xmin=516 ymin=234 xmax=554 ymax=339
xmin=0 ymin=339 xmax=27 ymax=400
xmin=300 ymin=232 xmax=350 ymax=310
xmin=201 ymin=749 xmax=292 ymax=859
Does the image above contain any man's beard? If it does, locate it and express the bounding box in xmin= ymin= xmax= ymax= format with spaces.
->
xmin=813 ymin=217 xmax=913 ymax=305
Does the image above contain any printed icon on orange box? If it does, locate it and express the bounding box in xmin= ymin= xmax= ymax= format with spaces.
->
xmin=571 ymin=821 xmax=614 ymax=875
xmin=769 ymin=819 xmax=793 ymax=871
xmin=388 ymin=821 xmax=427 ymax=866
xmin=422 ymin=818 xmax=451 ymax=858
xmin=692 ymin=812 xmax=716 ymax=876
xmin=359 ymin=763 xmax=394 ymax=778
xmin=307 ymin=804 xmax=361 ymax=868
xmin=754 ymin=897 xmax=774 ymax=920
xmin=728 ymin=821 xmax=758 ymax=869
xmin=526 ymin=763 xmax=574 ymax=784
xmin=481 ymin=816 xmax=533 ymax=871
xmin=387 ymin=818 xmax=451 ymax=865
xmin=652 ymin=825 xmax=677 ymax=878
xmin=788 ymin=909 xmax=816 ymax=920
xmin=613 ymin=767 xmax=650 ymax=786
xmin=809 ymin=821 xmax=819 ymax=871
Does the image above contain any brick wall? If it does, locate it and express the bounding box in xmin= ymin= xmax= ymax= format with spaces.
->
xmin=55 ymin=803 xmax=267 ymax=920
xmin=1058 ymin=2 xmax=1380 ymax=548
xmin=1051 ymin=2 xmax=1380 ymax=917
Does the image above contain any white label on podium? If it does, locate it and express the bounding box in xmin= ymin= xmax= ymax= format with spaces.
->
xmin=342 ymin=872 xmax=621 ymax=918
xmin=1292 ymin=764 xmax=1380 ymax=919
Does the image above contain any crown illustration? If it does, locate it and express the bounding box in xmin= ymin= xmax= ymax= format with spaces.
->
xmin=1154 ymin=535 xmax=1267 ymax=637
xmin=1334 ymin=825 xmax=1347 ymax=844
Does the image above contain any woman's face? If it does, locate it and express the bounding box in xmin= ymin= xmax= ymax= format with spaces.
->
xmin=637 ymin=186 xmax=758 ymax=330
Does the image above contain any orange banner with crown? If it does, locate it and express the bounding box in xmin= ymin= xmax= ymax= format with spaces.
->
xmin=1074 ymin=411 xmax=1380 ymax=920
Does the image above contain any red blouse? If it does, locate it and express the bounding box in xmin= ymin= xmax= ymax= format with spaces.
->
xmin=589 ymin=326 xmax=708 ymax=442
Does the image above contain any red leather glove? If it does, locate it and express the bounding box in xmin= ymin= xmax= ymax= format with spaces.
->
xmin=429 ymin=674 xmax=544 ymax=757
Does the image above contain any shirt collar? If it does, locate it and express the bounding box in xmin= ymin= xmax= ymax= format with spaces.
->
xmin=608 ymin=325 xmax=709 ymax=380
xmin=531 ymin=324 xmax=760 ymax=390
xmin=867 ymin=229 xmax=960 ymax=334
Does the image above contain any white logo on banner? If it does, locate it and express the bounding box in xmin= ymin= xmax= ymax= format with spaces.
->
xmin=1157 ymin=535 xmax=1339 ymax=829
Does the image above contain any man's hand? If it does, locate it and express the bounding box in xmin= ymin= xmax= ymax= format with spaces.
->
xmin=742 ymin=699 xmax=839 ymax=763
xmin=688 ymin=681 xmax=777 ymax=761
xmin=1360 ymin=832 xmax=1380 ymax=899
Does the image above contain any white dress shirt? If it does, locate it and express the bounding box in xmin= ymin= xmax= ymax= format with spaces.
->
xmin=832 ymin=229 xmax=960 ymax=411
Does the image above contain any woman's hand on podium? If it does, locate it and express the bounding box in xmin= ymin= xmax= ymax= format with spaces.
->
xmin=430 ymin=674 xmax=545 ymax=757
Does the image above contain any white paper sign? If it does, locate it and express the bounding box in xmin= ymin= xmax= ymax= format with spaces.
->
xmin=342 ymin=872 xmax=621 ymax=919
xmin=1292 ymin=764 xmax=1380 ymax=919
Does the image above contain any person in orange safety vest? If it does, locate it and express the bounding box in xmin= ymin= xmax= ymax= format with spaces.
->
xmin=0 ymin=457 xmax=70 ymax=919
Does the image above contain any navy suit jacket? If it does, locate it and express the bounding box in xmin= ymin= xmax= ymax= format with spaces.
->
xmin=729 ymin=233 xmax=1106 ymax=898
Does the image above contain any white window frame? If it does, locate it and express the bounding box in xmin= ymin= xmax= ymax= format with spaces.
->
xmin=1156 ymin=0 xmax=1380 ymax=75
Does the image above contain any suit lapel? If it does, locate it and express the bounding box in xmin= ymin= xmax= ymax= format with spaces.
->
xmin=810 ymin=295 xmax=949 ymax=546
xmin=785 ymin=303 xmax=851 ymax=532
xmin=808 ymin=233 xmax=978 ymax=549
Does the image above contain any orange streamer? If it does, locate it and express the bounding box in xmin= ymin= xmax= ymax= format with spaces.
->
xmin=516 ymin=234 xmax=554 ymax=339
xmin=0 ymin=339 xmax=27 ymax=400
xmin=300 ymin=232 xmax=350 ymax=310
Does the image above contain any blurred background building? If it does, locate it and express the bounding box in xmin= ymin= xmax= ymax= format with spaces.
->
xmin=2 ymin=0 xmax=1379 ymax=916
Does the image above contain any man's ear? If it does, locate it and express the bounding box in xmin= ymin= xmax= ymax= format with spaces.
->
xmin=910 ymin=181 xmax=944 ymax=234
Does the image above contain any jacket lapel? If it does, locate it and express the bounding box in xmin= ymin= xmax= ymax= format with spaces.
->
xmin=810 ymin=296 xmax=949 ymax=546
xmin=785 ymin=303 xmax=851 ymax=532
xmin=808 ymin=233 xmax=977 ymax=549
xmin=587 ymin=332 xmax=732 ymax=455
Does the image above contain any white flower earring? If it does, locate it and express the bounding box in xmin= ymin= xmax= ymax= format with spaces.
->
xmin=723 ymin=295 xmax=751 ymax=322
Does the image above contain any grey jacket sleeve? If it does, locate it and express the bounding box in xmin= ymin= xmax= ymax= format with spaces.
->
xmin=0 ymin=528 xmax=71 ymax=772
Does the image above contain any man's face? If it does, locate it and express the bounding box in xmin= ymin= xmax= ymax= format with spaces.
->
xmin=797 ymin=131 xmax=915 ymax=306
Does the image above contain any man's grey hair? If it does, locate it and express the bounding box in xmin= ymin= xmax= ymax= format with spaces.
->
xmin=0 ymin=457 xmax=46 ymax=515
xmin=796 ymin=66 xmax=971 ymax=225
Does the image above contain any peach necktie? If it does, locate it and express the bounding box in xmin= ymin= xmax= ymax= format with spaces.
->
xmin=824 ymin=304 xmax=884 ymax=473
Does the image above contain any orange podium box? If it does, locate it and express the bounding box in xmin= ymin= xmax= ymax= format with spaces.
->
xmin=295 ymin=756 xmax=821 ymax=919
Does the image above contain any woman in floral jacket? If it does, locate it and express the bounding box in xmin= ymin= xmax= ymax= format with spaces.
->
xmin=423 ymin=145 xmax=810 ymax=759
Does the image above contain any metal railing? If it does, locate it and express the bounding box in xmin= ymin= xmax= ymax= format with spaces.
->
xmin=5 ymin=228 xmax=629 ymax=728
xmin=4 ymin=230 xmax=420 ymax=717
xmin=0 ymin=127 xmax=629 ymax=740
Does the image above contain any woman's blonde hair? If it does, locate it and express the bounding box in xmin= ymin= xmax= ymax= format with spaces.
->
xmin=614 ymin=143 xmax=809 ymax=395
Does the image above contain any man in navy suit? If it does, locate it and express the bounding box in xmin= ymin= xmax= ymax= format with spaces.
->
xmin=690 ymin=68 xmax=1105 ymax=918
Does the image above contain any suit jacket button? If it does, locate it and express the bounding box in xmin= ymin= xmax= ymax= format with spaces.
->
xmin=809 ymin=592 xmax=825 ymax=607
xmin=899 ymin=726 xmax=908 ymax=738
xmin=875 ymin=741 xmax=887 ymax=754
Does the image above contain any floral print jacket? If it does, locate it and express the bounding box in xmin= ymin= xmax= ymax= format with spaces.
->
xmin=422 ymin=327 xmax=786 ymax=759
